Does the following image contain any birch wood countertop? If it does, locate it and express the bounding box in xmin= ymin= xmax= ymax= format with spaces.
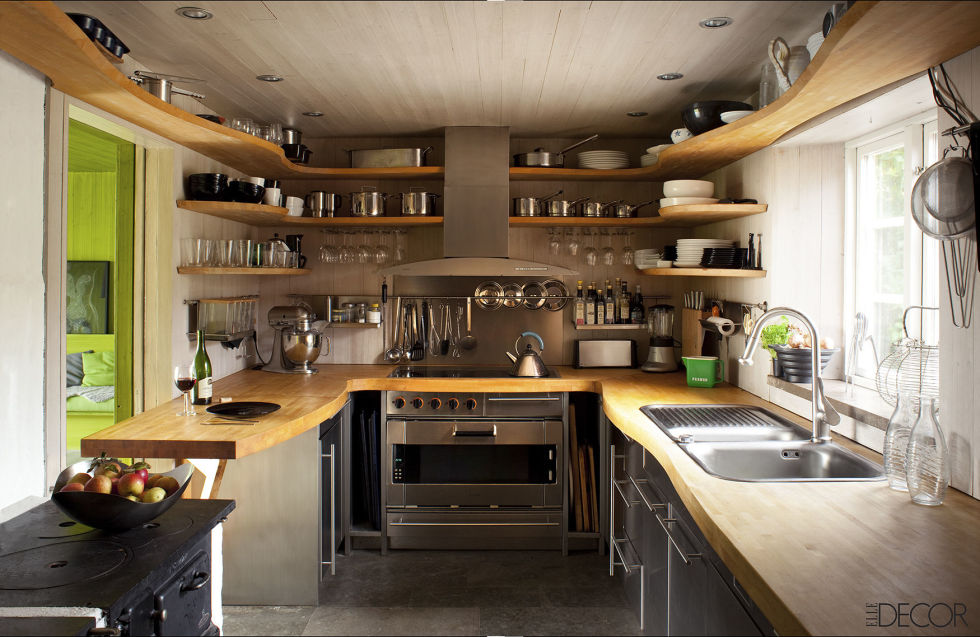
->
xmin=81 ymin=365 xmax=980 ymax=635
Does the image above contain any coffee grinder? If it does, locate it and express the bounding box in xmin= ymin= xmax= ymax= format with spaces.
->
xmin=641 ymin=304 xmax=678 ymax=372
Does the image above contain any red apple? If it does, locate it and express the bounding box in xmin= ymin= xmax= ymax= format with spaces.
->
xmin=67 ymin=472 xmax=91 ymax=485
xmin=60 ymin=482 xmax=84 ymax=493
xmin=118 ymin=472 xmax=145 ymax=498
xmin=127 ymin=462 xmax=151 ymax=483
xmin=141 ymin=487 xmax=166 ymax=503
xmin=110 ymin=477 xmax=120 ymax=495
xmin=84 ymin=475 xmax=112 ymax=494
xmin=95 ymin=463 xmax=122 ymax=479
xmin=155 ymin=476 xmax=180 ymax=497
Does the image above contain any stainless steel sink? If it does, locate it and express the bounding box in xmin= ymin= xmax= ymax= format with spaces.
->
xmin=640 ymin=404 xmax=885 ymax=481
xmin=680 ymin=440 xmax=885 ymax=482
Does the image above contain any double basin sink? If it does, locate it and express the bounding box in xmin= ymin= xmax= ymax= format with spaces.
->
xmin=640 ymin=404 xmax=885 ymax=482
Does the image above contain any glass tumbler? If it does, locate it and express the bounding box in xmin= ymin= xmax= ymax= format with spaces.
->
xmin=234 ymin=239 xmax=253 ymax=268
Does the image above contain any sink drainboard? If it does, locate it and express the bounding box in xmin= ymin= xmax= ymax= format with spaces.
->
xmin=640 ymin=404 xmax=812 ymax=442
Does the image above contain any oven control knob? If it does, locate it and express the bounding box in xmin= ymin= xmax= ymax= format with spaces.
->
xmin=392 ymin=396 xmax=406 ymax=409
xmin=465 ymin=398 xmax=478 ymax=411
xmin=447 ymin=398 xmax=460 ymax=410
xmin=411 ymin=397 xmax=424 ymax=409
xmin=429 ymin=398 xmax=441 ymax=409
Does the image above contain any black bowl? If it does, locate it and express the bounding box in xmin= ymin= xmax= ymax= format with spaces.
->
xmin=682 ymin=101 xmax=753 ymax=135
xmin=226 ymin=180 xmax=265 ymax=203
xmin=196 ymin=114 xmax=223 ymax=124
xmin=188 ymin=173 xmax=229 ymax=201
xmin=51 ymin=462 xmax=193 ymax=531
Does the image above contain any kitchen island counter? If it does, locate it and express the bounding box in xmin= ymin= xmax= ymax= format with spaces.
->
xmin=82 ymin=365 xmax=980 ymax=635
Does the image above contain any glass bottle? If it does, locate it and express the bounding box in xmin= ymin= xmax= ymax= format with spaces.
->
xmin=596 ymin=285 xmax=606 ymax=325
xmin=631 ymin=285 xmax=645 ymax=323
xmin=574 ymin=281 xmax=585 ymax=326
xmin=585 ymin=283 xmax=596 ymax=325
xmin=882 ymin=393 xmax=916 ymax=491
xmin=190 ymin=330 xmax=213 ymax=405
xmin=905 ymin=396 xmax=950 ymax=506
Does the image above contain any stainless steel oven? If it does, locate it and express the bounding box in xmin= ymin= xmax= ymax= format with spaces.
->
xmin=383 ymin=389 xmax=565 ymax=549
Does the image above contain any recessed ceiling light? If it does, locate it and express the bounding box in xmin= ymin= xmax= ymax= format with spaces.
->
xmin=302 ymin=111 xmax=324 ymax=117
xmin=256 ymin=74 xmax=284 ymax=82
xmin=699 ymin=16 xmax=733 ymax=29
xmin=657 ymin=72 xmax=683 ymax=81
xmin=627 ymin=111 xmax=648 ymax=118
xmin=175 ymin=6 xmax=213 ymax=20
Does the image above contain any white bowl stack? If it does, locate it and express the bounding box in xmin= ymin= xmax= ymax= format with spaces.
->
xmin=578 ymin=150 xmax=629 ymax=169
xmin=674 ymin=238 xmax=734 ymax=268
xmin=660 ymin=180 xmax=718 ymax=208
xmin=641 ymin=144 xmax=672 ymax=167
xmin=634 ymin=248 xmax=662 ymax=269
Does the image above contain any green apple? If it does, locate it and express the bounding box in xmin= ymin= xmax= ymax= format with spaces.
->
xmin=141 ymin=487 xmax=166 ymax=503
xmin=118 ymin=472 xmax=145 ymax=497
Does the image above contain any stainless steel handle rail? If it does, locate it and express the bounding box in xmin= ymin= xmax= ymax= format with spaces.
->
xmin=452 ymin=424 xmax=497 ymax=437
xmin=656 ymin=514 xmax=702 ymax=566
xmin=486 ymin=396 xmax=561 ymax=402
xmin=613 ymin=479 xmax=639 ymax=508
xmin=627 ymin=474 xmax=665 ymax=512
xmin=389 ymin=521 xmax=558 ymax=526
xmin=320 ymin=444 xmax=336 ymax=577
xmin=611 ymin=537 xmax=643 ymax=575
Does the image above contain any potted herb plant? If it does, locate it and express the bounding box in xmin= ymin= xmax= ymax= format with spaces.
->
xmin=759 ymin=316 xmax=791 ymax=378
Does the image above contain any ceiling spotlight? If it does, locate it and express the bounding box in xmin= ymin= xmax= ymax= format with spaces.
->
xmin=175 ymin=6 xmax=213 ymax=20
xmin=657 ymin=72 xmax=683 ymax=81
xmin=699 ymin=16 xmax=733 ymax=29
xmin=302 ymin=111 xmax=324 ymax=117
xmin=256 ymin=74 xmax=284 ymax=82
xmin=627 ymin=111 xmax=648 ymax=118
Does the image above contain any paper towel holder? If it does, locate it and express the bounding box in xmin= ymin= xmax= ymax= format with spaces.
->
xmin=699 ymin=317 xmax=740 ymax=337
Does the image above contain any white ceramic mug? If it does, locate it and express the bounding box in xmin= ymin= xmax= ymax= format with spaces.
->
xmin=263 ymin=187 xmax=282 ymax=206
xmin=671 ymin=128 xmax=693 ymax=144
xmin=242 ymin=176 xmax=265 ymax=187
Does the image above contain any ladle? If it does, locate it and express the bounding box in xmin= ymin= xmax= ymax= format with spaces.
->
xmin=383 ymin=298 xmax=403 ymax=362
xmin=460 ymin=298 xmax=477 ymax=350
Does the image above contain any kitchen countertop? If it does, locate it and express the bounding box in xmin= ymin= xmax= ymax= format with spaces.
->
xmin=82 ymin=365 xmax=980 ymax=635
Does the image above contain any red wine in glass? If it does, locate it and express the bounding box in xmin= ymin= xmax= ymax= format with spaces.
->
xmin=174 ymin=364 xmax=197 ymax=416
xmin=175 ymin=377 xmax=196 ymax=392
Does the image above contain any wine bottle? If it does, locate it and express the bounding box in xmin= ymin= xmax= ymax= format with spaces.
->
xmin=574 ymin=280 xmax=585 ymax=325
xmin=604 ymin=280 xmax=615 ymax=325
xmin=586 ymin=282 xmax=597 ymax=325
xmin=631 ymin=285 xmax=645 ymax=324
xmin=619 ymin=280 xmax=630 ymax=323
xmin=596 ymin=285 xmax=606 ymax=324
xmin=191 ymin=330 xmax=213 ymax=405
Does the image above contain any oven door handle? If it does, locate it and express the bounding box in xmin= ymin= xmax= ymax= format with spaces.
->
xmin=452 ymin=424 xmax=497 ymax=437
xmin=486 ymin=396 xmax=560 ymax=402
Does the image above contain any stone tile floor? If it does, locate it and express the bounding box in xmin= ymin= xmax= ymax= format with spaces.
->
xmin=223 ymin=549 xmax=640 ymax=636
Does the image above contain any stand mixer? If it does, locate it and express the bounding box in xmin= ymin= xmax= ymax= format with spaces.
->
xmin=262 ymin=305 xmax=326 ymax=374
xmin=641 ymin=304 xmax=678 ymax=372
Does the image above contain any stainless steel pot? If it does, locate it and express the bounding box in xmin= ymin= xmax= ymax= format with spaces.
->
xmin=613 ymin=200 xmax=657 ymax=218
xmin=546 ymin=196 xmax=589 ymax=217
xmin=282 ymin=128 xmax=302 ymax=145
xmin=513 ymin=134 xmax=599 ymax=168
xmin=513 ymin=190 xmax=563 ymax=217
xmin=130 ymin=70 xmax=205 ymax=104
xmin=306 ymin=192 xmax=343 ymax=218
xmin=348 ymin=147 xmax=432 ymax=168
xmin=396 ymin=187 xmax=439 ymax=216
xmin=581 ymin=199 xmax=623 ymax=218
xmin=350 ymin=186 xmax=387 ymax=217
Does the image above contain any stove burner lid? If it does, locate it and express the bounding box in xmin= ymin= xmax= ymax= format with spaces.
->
xmin=0 ymin=540 xmax=128 ymax=590
xmin=113 ymin=514 xmax=194 ymax=548
xmin=388 ymin=366 xmax=558 ymax=378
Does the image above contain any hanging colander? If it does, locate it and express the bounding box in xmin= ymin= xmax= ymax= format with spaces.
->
xmin=875 ymin=306 xmax=939 ymax=408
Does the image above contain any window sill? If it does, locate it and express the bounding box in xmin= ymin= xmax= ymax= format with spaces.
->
xmin=767 ymin=376 xmax=892 ymax=431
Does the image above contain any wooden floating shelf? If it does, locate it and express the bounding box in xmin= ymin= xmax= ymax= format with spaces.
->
xmin=508 ymin=217 xmax=667 ymax=228
xmin=572 ymin=324 xmax=647 ymax=330
xmin=177 ymin=267 xmax=311 ymax=276
xmin=176 ymin=201 xmax=443 ymax=227
xmin=639 ymin=268 xmax=767 ymax=278
xmin=322 ymin=323 xmax=382 ymax=329
xmin=2 ymin=3 xmax=979 ymax=183
xmin=509 ymin=204 xmax=766 ymax=228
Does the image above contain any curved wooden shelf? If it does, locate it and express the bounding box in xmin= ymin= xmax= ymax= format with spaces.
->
xmin=656 ymin=204 xmax=768 ymax=225
xmin=508 ymin=217 xmax=666 ymax=228
xmin=177 ymin=267 xmax=311 ymax=276
xmin=176 ymin=200 xmax=443 ymax=227
xmin=639 ymin=268 xmax=767 ymax=278
xmin=507 ymin=1 xmax=980 ymax=181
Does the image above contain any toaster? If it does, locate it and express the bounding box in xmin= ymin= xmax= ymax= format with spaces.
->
xmin=574 ymin=339 xmax=637 ymax=368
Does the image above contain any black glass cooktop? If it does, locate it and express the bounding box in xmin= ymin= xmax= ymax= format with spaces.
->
xmin=388 ymin=366 xmax=558 ymax=379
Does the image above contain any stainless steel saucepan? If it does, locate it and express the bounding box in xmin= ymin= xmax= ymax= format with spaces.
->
xmin=513 ymin=134 xmax=599 ymax=168
xmin=395 ymin=187 xmax=439 ymax=216
xmin=581 ymin=199 xmax=623 ymax=218
xmin=546 ymin=196 xmax=589 ymax=217
xmin=513 ymin=190 xmax=563 ymax=217
xmin=613 ymin=200 xmax=657 ymax=218
xmin=350 ymin=186 xmax=387 ymax=217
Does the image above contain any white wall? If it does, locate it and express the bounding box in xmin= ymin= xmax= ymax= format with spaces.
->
xmin=0 ymin=51 xmax=48 ymax=513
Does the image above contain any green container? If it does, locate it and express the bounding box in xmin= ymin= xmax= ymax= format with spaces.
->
xmin=682 ymin=356 xmax=724 ymax=388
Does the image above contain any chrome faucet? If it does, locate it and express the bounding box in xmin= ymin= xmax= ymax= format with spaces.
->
xmin=738 ymin=307 xmax=840 ymax=443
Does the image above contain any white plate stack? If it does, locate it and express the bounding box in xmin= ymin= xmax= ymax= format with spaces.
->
xmin=674 ymin=238 xmax=734 ymax=268
xmin=634 ymin=248 xmax=662 ymax=269
xmin=578 ymin=150 xmax=629 ymax=169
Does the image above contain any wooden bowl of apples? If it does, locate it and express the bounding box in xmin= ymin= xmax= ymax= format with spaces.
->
xmin=51 ymin=456 xmax=193 ymax=531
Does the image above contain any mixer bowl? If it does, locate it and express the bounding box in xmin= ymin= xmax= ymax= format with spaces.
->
xmin=283 ymin=329 xmax=323 ymax=365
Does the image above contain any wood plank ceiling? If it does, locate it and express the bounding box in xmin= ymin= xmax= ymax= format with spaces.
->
xmin=54 ymin=1 xmax=828 ymax=138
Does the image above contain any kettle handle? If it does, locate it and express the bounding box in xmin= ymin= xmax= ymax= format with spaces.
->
xmin=516 ymin=331 xmax=545 ymax=353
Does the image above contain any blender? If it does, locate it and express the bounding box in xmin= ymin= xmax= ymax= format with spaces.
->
xmin=641 ymin=304 xmax=678 ymax=372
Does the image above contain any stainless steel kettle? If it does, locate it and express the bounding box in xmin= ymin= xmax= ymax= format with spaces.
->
xmin=505 ymin=331 xmax=550 ymax=377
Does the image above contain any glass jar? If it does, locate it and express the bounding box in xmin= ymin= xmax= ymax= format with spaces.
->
xmin=759 ymin=62 xmax=783 ymax=108
xmin=882 ymin=393 xmax=917 ymax=492
xmin=356 ymin=303 xmax=368 ymax=323
xmin=330 ymin=309 xmax=345 ymax=324
xmin=341 ymin=302 xmax=356 ymax=323
xmin=905 ymin=396 xmax=950 ymax=506
xmin=367 ymin=303 xmax=382 ymax=324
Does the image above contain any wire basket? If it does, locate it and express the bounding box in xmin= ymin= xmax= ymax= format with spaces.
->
xmin=875 ymin=307 xmax=939 ymax=408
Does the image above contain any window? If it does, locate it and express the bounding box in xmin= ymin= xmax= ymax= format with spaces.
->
xmin=844 ymin=115 xmax=939 ymax=386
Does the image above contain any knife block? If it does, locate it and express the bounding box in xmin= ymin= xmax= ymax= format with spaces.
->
xmin=681 ymin=309 xmax=710 ymax=359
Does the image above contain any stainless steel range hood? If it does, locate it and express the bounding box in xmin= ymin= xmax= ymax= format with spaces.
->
xmin=382 ymin=126 xmax=577 ymax=278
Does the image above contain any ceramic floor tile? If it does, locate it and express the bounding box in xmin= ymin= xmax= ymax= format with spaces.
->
xmin=302 ymin=606 xmax=480 ymax=636
xmin=222 ymin=605 xmax=314 ymax=636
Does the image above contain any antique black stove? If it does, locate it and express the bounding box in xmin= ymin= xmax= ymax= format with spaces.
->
xmin=0 ymin=499 xmax=234 ymax=636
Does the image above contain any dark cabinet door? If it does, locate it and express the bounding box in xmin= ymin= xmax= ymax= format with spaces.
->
xmin=705 ymin=563 xmax=764 ymax=637
xmin=153 ymin=550 xmax=212 ymax=636
xmin=665 ymin=508 xmax=707 ymax=637
xmin=640 ymin=493 xmax=669 ymax=636
xmin=320 ymin=409 xmax=345 ymax=577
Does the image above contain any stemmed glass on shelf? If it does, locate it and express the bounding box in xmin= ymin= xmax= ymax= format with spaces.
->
xmin=174 ymin=363 xmax=197 ymax=416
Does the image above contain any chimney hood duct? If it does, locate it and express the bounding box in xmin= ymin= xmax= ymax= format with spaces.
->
xmin=381 ymin=126 xmax=578 ymax=278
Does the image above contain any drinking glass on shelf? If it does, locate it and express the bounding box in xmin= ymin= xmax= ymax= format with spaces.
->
xmin=339 ymin=232 xmax=355 ymax=264
xmin=584 ymin=230 xmax=598 ymax=266
xmin=601 ymin=231 xmax=615 ymax=266
xmin=268 ymin=122 xmax=284 ymax=145
xmin=229 ymin=117 xmax=254 ymax=135
xmin=375 ymin=231 xmax=391 ymax=265
xmin=234 ymin=239 xmax=252 ymax=268
xmin=174 ymin=364 xmax=197 ymax=416
xmin=357 ymin=231 xmax=372 ymax=264
xmin=621 ymin=231 xmax=635 ymax=265
xmin=216 ymin=239 xmax=234 ymax=266
xmin=548 ymin=229 xmax=561 ymax=256
xmin=565 ymin=229 xmax=579 ymax=257
xmin=394 ymin=230 xmax=407 ymax=263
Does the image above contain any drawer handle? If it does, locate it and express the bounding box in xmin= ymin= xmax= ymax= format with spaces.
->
xmin=486 ymin=396 xmax=560 ymax=402
xmin=389 ymin=521 xmax=558 ymax=527
xmin=611 ymin=537 xmax=643 ymax=574
xmin=180 ymin=570 xmax=210 ymax=592
xmin=612 ymin=479 xmax=638 ymax=508
xmin=656 ymin=515 xmax=702 ymax=566
xmin=626 ymin=474 xmax=665 ymax=512
xmin=453 ymin=424 xmax=497 ymax=437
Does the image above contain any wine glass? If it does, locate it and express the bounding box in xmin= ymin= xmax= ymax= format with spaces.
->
xmin=601 ymin=231 xmax=615 ymax=266
xmin=565 ymin=229 xmax=579 ymax=257
xmin=357 ymin=231 xmax=372 ymax=264
xmin=375 ymin=231 xmax=390 ymax=265
xmin=621 ymin=231 xmax=635 ymax=265
xmin=173 ymin=364 xmax=197 ymax=416
xmin=548 ymin=229 xmax=561 ymax=256
xmin=584 ymin=230 xmax=598 ymax=266
xmin=340 ymin=231 xmax=355 ymax=264
xmin=394 ymin=230 xmax=407 ymax=263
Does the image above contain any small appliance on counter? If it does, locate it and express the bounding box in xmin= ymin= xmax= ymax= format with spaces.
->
xmin=261 ymin=305 xmax=325 ymax=374
xmin=641 ymin=304 xmax=678 ymax=372
xmin=574 ymin=339 xmax=636 ymax=368
xmin=505 ymin=331 xmax=550 ymax=377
